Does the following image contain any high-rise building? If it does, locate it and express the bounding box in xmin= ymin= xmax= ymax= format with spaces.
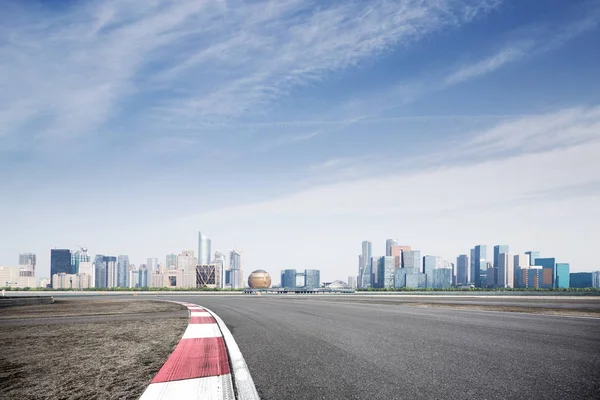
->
xmin=423 ymin=255 xmax=438 ymax=289
xmin=535 ymin=258 xmax=556 ymax=288
xmin=359 ymin=241 xmax=372 ymax=288
xmin=104 ymin=256 xmax=118 ymax=288
xmin=281 ymin=269 xmax=297 ymax=288
xmin=117 ymin=255 xmax=130 ymax=288
xmin=304 ymin=269 xmax=320 ymax=289
xmin=166 ymin=253 xmax=178 ymax=269
xmin=432 ymin=268 xmax=452 ymax=289
xmin=513 ymin=254 xmax=530 ymax=269
xmin=497 ymin=253 xmax=514 ymax=288
xmin=493 ymin=245 xmax=509 ymax=268
xmin=555 ymin=263 xmax=570 ymax=289
xmin=570 ymin=272 xmax=593 ymax=288
xmin=525 ymin=251 xmax=540 ymax=266
xmin=456 ymin=254 xmax=469 ymax=285
xmin=229 ymin=250 xmax=242 ymax=289
xmin=138 ymin=265 xmax=148 ymax=288
xmin=147 ymin=258 xmax=158 ymax=272
xmin=386 ymin=239 xmax=400 ymax=257
xmin=93 ymin=255 xmax=105 ymax=288
xmin=376 ymin=256 xmax=395 ymax=289
xmin=18 ymin=253 xmax=36 ymax=277
xmin=474 ymin=245 xmax=487 ymax=288
xmin=212 ymin=251 xmax=226 ymax=289
xmin=402 ymin=251 xmax=421 ymax=274
xmin=198 ymin=232 xmax=212 ymax=265
xmin=469 ymin=248 xmax=475 ymax=284
xmin=177 ymin=250 xmax=197 ymax=275
xmin=50 ymin=249 xmax=71 ymax=288
xmin=130 ymin=269 xmax=139 ymax=288
xmin=593 ymin=271 xmax=600 ymax=288
xmin=390 ymin=245 xmax=411 ymax=269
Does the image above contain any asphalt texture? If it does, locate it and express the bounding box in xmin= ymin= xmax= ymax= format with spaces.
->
xmin=157 ymin=295 xmax=600 ymax=400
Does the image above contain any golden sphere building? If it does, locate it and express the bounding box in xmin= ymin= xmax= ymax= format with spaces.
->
xmin=248 ymin=270 xmax=272 ymax=289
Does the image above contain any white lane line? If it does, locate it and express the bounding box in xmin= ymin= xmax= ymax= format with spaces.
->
xmin=181 ymin=323 xmax=222 ymax=339
xmin=140 ymin=375 xmax=234 ymax=400
xmin=202 ymin=306 xmax=261 ymax=400
xmin=190 ymin=311 xmax=212 ymax=317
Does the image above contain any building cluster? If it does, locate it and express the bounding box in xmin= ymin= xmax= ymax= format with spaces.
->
xmin=357 ymin=239 xmax=600 ymax=290
xmin=2 ymin=232 xmax=248 ymax=290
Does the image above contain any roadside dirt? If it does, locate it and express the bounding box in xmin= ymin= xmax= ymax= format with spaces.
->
xmin=0 ymin=299 xmax=188 ymax=400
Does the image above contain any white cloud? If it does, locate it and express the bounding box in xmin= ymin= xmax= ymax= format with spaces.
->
xmin=0 ymin=0 xmax=500 ymax=142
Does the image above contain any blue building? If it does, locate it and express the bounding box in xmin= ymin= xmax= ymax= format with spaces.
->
xmin=138 ymin=267 xmax=148 ymax=288
xmin=304 ymin=269 xmax=320 ymax=289
xmin=570 ymin=272 xmax=593 ymax=288
xmin=474 ymin=245 xmax=487 ymax=288
xmin=50 ymin=249 xmax=72 ymax=287
xmin=535 ymin=258 xmax=556 ymax=288
xmin=281 ymin=269 xmax=297 ymax=288
xmin=493 ymin=245 xmax=509 ymax=268
xmin=432 ymin=268 xmax=452 ymax=289
xmin=456 ymin=255 xmax=469 ymax=286
xmin=376 ymin=256 xmax=395 ymax=289
xmin=555 ymin=263 xmax=570 ymax=288
xmin=423 ymin=255 xmax=437 ymax=289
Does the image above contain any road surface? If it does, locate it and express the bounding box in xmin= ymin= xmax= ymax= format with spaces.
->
xmin=158 ymin=295 xmax=600 ymax=400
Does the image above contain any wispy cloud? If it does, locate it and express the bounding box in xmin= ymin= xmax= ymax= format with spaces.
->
xmin=0 ymin=0 xmax=500 ymax=144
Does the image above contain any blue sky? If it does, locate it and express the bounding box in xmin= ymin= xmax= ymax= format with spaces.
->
xmin=1 ymin=0 xmax=600 ymax=281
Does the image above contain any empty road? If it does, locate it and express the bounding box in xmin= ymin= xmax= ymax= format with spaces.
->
xmin=159 ymin=295 xmax=600 ymax=400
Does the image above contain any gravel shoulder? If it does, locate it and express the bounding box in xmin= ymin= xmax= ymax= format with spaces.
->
xmin=0 ymin=299 xmax=188 ymax=400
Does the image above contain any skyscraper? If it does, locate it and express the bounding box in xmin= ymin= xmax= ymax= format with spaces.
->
xmin=555 ymin=263 xmax=570 ymax=289
xmin=535 ymin=258 xmax=556 ymax=288
xmin=376 ymin=257 xmax=395 ymax=289
xmin=497 ymin=253 xmax=514 ymax=288
xmin=474 ymin=245 xmax=487 ymax=288
xmin=198 ymin=232 xmax=212 ymax=265
xmin=304 ymin=269 xmax=320 ymax=289
xmin=50 ymin=249 xmax=71 ymax=287
xmin=469 ymin=248 xmax=475 ymax=284
xmin=403 ymin=250 xmax=421 ymax=274
xmin=229 ymin=250 xmax=242 ymax=289
xmin=386 ymin=239 xmax=400 ymax=257
xmin=390 ymin=245 xmax=411 ymax=269
xmin=212 ymin=251 xmax=226 ymax=289
xmin=423 ymin=255 xmax=437 ymax=289
xmin=493 ymin=245 xmax=509 ymax=268
xmin=94 ymin=255 xmax=105 ymax=288
xmin=359 ymin=241 xmax=372 ymax=288
xmin=117 ymin=255 xmax=130 ymax=288
xmin=281 ymin=269 xmax=297 ymax=288
xmin=104 ymin=256 xmax=118 ymax=288
xmin=177 ymin=250 xmax=197 ymax=275
xmin=456 ymin=254 xmax=469 ymax=285
xmin=71 ymin=248 xmax=90 ymax=275
xmin=18 ymin=253 xmax=36 ymax=277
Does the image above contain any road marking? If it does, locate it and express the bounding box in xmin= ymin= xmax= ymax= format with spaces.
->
xmin=202 ymin=306 xmax=261 ymax=400
xmin=140 ymin=375 xmax=234 ymax=400
xmin=181 ymin=323 xmax=222 ymax=339
xmin=190 ymin=311 xmax=212 ymax=317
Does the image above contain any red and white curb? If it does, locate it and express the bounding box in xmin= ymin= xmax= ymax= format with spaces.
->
xmin=140 ymin=302 xmax=260 ymax=400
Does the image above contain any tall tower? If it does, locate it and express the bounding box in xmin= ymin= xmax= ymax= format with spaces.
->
xmin=386 ymin=239 xmax=400 ymax=257
xmin=229 ymin=250 xmax=242 ymax=289
xmin=474 ymin=245 xmax=487 ymax=288
xmin=198 ymin=232 xmax=212 ymax=266
xmin=117 ymin=255 xmax=130 ymax=288
xmin=456 ymin=254 xmax=469 ymax=285
xmin=493 ymin=245 xmax=509 ymax=268
xmin=50 ymin=249 xmax=71 ymax=287
xmin=360 ymin=241 xmax=372 ymax=288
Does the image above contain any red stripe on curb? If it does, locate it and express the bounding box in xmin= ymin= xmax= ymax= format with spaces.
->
xmin=152 ymin=337 xmax=231 ymax=383
xmin=189 ymin=316 xmax=216 ymax=324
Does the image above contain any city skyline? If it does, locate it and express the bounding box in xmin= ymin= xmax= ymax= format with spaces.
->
xmin=2 ymin=1 xmax=599 ymax=282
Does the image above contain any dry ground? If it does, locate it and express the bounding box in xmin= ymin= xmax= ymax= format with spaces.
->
xmin=0 ymin=299 xmax=188 ymax=400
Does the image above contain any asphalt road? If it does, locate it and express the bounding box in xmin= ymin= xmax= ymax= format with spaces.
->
xmin=160 ymin=295 xmax=600 ymax=400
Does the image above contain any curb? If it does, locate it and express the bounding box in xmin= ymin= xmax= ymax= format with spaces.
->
xmin=139 ymin=301 xmax=259 ymax=400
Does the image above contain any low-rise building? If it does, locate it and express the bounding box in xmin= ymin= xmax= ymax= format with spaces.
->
xmin=0 ymin=266 xmax=37 ymax=288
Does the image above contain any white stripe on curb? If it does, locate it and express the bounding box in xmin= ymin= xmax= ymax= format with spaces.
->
xmin=140 ymin=375 xmax=234 ymax=400
xmin=202 ymin=306 xmax=261 ymax=400
xmin=181 ymin=323 xmax=222 ymax=339
xmin=190 ymin=311 xmax=213 ymax=317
